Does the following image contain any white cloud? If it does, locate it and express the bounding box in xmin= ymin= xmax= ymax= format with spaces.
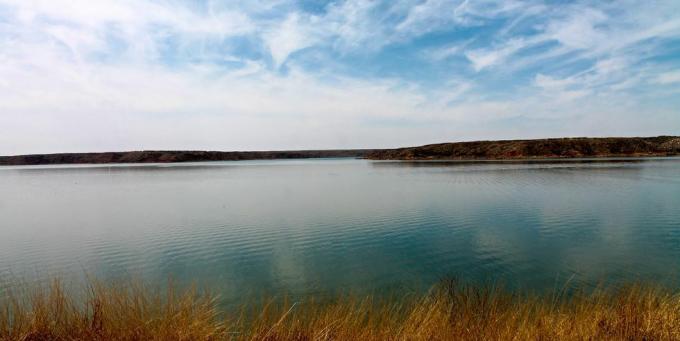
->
xmin=1 ymin=0 xmax=254 ymax=35
xmin=654 ymin=70 xmax=680 ymax=84
xmin=396 ymin=0 xmax=470 ymax=36
xmin=465 ymin=38 xmax=534 ymax=71
xmin=594 ymin=58 xmax=627 ymax=75
xmin=264 ymin=13 xmax=317 ymax=67
xmin=533 ymin=56 xmax=635 ymax=101
xmin=544 ymin=7 xmax=607 ymax=50
xmin=323 ymin=0 xmax=388 ymax=52
xmin=425 ymin=40 xmax=472 ymax=61
xmin=533 ymin=74 xmax=591 ymax=103
xmin=534 ymin=74 xmax=576 ymax=90
xmin=0 ymin=0 xmax=255 ymax=65
xmin=0 ymin=0 xmax=679 ymax=154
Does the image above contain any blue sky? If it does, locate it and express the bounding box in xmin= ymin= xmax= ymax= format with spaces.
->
xmin=0 ymin=0 xmax=679 ymax=154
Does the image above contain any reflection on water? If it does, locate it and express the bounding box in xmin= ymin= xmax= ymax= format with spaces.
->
xmin=1 ymin=158 xmax=679 ymax=303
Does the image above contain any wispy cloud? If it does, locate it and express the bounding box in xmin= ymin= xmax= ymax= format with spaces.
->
xmin=0 ymin=0 xmax=679 ymax=154
xmin=465 ymin=37 xmax=538 ymax=71
xmin=655 ymin=70 xmax=680 ymax=84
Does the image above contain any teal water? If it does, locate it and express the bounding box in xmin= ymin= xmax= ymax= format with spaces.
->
xmin=1 ymin=158 xmax=679 ymax=302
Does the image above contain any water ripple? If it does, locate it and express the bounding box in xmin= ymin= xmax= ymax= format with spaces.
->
xmin=1 ymin=158 xmax=679 ymax=300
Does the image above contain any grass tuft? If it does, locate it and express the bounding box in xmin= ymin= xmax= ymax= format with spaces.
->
xmin=1 ymin=278 xmax=679 ymax=340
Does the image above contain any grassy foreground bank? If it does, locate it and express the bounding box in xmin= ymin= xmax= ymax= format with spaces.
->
xmin=1 ymin=280 xmax=679 ymax=340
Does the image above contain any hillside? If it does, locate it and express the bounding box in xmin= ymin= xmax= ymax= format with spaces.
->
xmin=366 ymin=136 xmax=680 ymax=160
xmin=0 ymin=149 xmax=376 ymax=166
xmin=2 ymin=137 xmax=680 ymax=166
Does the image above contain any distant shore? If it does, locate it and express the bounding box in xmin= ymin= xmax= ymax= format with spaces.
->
xmin=0 ymin=149 xmax=378 ymax=166
xmin=366 ymin=136 xmax=680 ymax=160
xmin=1 ymin=136 xmax=679 ymax=166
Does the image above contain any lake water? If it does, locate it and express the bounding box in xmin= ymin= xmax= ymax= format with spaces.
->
xmin=1 ymin=158 xmax=679 ymax=303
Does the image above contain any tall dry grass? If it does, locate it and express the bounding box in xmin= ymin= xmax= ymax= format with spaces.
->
xmin=1 ymin=278 xmax=679 ymax=340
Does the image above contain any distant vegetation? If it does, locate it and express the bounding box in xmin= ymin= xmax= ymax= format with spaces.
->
xmin=1 ymin=279 xmax=679 ymax=340
xmin=1 ymin=136 xmax=679 ymax=166
xmin=367 ymin=136 xmax=680 ymax=160
xmin=0 ymin=149 xmax=376 ymax=166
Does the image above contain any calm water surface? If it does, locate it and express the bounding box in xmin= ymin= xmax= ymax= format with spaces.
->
xmin=1 ymin=158 xmax=679 ymax=302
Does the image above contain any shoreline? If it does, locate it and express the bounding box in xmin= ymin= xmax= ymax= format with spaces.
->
xmin=2 ymin=136 xmax=679 ymax=166
xmin=365 ymin=136 xmax=680 ymax=161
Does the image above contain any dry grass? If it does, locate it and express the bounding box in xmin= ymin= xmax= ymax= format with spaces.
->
xmin=1 ymin=279 xmax=679 ymax=340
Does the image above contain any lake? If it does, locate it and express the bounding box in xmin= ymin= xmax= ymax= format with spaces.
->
xmin=1 ymin=158 xmax=679 ymax=303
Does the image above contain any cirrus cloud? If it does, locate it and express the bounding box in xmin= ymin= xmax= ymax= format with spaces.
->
xmin=0 ymin=0 xmax=679 ymax=155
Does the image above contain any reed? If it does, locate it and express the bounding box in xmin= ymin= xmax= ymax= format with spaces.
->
xmin=1 ymin=278 xmax=678 ymax=340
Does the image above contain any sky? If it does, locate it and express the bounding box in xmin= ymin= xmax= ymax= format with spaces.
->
xmin=0 ymin=0 xmax=679 ymax=154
